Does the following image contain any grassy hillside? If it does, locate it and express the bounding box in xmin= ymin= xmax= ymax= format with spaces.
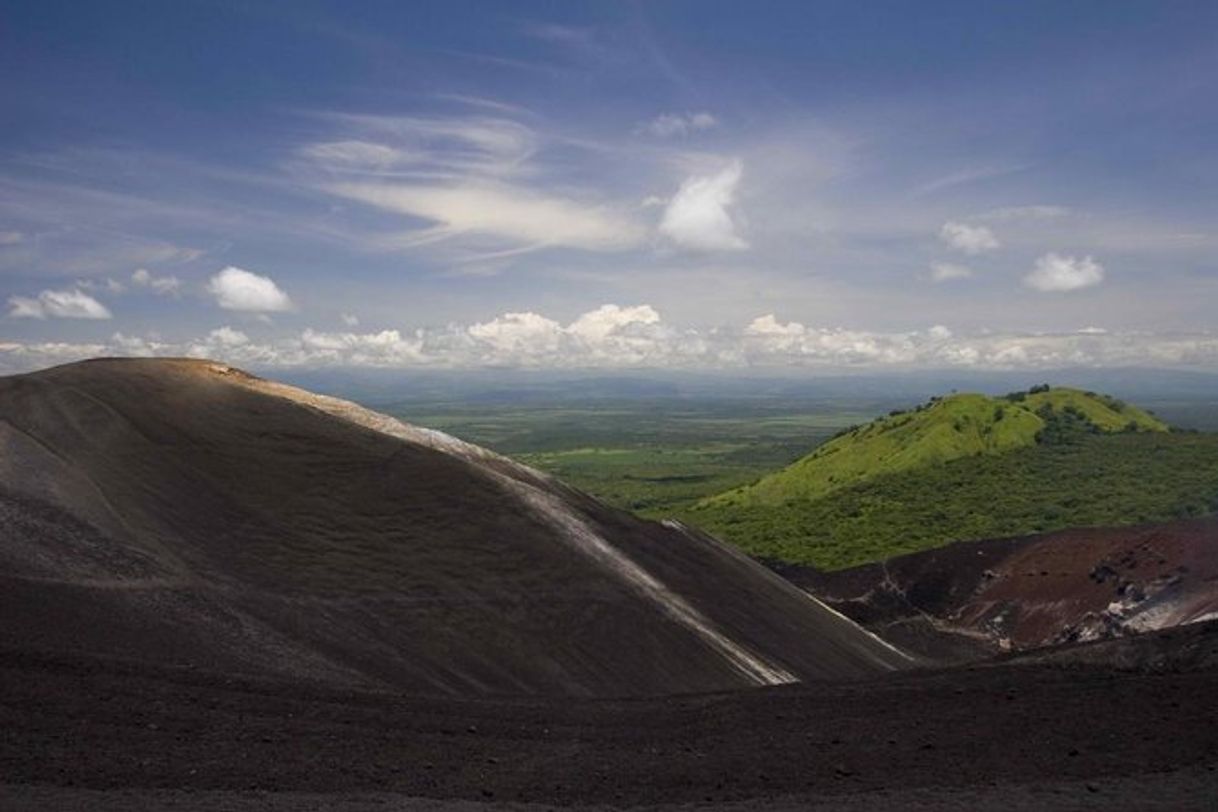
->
xmin=679 ymin=432 xmax=1218 ymax=570
xmin=703 ymin=387 xmax=1166 ymax=508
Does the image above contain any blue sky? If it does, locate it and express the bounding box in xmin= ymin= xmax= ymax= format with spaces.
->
xmin=2 ymin=0 xmax=1216 ymax=371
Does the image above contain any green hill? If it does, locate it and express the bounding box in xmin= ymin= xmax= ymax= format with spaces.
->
xmin=680 ymin=386 xmax=1200 ymax=570
xmin=702 ymin=386 xmax=1165 ymax=509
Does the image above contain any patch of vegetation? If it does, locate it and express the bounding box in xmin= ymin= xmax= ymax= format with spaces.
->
xmin=678 ymin=432 xmax=1218 ymax=570
xmin=702 ymin=387 xmax=1166 ymax=508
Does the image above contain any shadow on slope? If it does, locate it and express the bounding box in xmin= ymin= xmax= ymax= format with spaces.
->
xmin=0 ymin=358 xmax=909 ymax=698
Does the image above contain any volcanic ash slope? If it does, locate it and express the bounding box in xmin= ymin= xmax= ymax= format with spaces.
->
xmin=0 ymin=358 xmax=911 ymax=697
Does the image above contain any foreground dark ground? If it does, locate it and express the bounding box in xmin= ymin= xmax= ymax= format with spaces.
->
xmin=3 ymin=624 xmax=1217 ymax=811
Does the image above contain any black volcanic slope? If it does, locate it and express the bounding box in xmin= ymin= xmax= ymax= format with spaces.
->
xmin=0 ymin=358 xmax=909 ymax=697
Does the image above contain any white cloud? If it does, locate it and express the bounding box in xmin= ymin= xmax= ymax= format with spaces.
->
xmin=341 ymin=312 xmax=360 ymax=327
xmin=744 ymin=314 xmax=812 ymax=355
xmin=927 ymin=324 xmax=953 ymax=340
xmin=131 ymin=268 xmax=182 ymax=295
xmin=109 ymin=332 xmax=170 ymax=356
xmin=300 ymin=113 xmax=655 ymax=256
xmin=461 ymin=304 xmax=679 ymax=366
xmin=659 ymin=161 xmax=747 ymax=252
xmin=0 ymin=230 xmax=24 ymax=245
xmin=929 ymin=262 xmax=974 ymax=282
xmin=305 ymin=113 xmax=537 ymax=179
xmin=1024 ymin=253 xmax=1105 ymax=292
xmin=914 ymin=164 xmax=1031 ymax=196
xmin=206 ymin=266 xmax=294 ymax=312
xmin=745 ymin=314 xmax=805 ymax=341
xmin=939 ymin=221 xmax=1000 ymax=255
xmin=6 ymin=297 xmax=44 ymax=319
xmin=7 ymin=288 xmax=112 ymax=319
xmin=638 ymin=112 xmax=718 ymax=138
xmin=567 ymin=304 xmax=660 ymax=341
xmin=468 ymin=311 xmax=564 ymax=355
xmin=297 ymin=140 xmax=405 ymax=168
xmin=76 ymin=277 xmax=125 ymax=293
xmin=207 ymin=326 xmax=250 ymax=347
xmin=5 ymin=313 xmax=1218 ymax=373
xmin=329 ymin=182 xmax=644 ymax=252
xmin=744 ymin=315 xmax=919 ymax=364
xmin=299 ymin=328 xmax=425 ymax=365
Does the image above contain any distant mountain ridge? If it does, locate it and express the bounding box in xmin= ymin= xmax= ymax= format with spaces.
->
xmin=703 ymin=386 xmax=1166 ymax=509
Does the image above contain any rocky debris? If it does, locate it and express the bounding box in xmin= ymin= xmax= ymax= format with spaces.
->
xmin=786 ymin=518 xmax=1218 ymax=660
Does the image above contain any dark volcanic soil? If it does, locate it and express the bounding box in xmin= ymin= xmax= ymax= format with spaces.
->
xmin=0 ymin=358 xmax=905 ymax=698
xmin=2 ymin=630 xmax=1217 ymax=810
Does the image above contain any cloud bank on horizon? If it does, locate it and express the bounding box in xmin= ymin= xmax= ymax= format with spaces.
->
xmin=1 ymin=1 xmax=1215 ymax=372
xmin=6 ymin=302 xmax=1218 ymax=375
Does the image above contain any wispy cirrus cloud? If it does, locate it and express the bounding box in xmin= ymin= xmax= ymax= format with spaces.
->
xmin=913 ymin=163 xmax=1031 ymax=196
xmin=299 ymin=112 xmax=648 ymax=255
xmin=929 ymin=262 xmax=974 ymax=283
xmin=329 ymin=181 xmax=645 ymax=252
xmin=637 ymin=112 xmax=718 ymax=138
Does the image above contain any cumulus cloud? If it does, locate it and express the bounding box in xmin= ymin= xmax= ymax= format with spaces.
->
xmin=468 ymin=311 xmax=564 ymax=355
xmin=659 ymin=161 xmax=747 ymax=252
xmin=207 ymin=326 xmax=250 ymax=347
xmin=131 ymin=268 xmax=182 ymax=295
xmin=745 ymin=314 xmax=806 ymax=341
xmin=206 ymin=266 xmax=294 ymax=312
xmin=464 ymin=304 xmax=679 ymax=366
xmin=341 ymin=312 xmax=360 ymax=327
xmin=1024 ymin=253 xmax=1105 ymax=292
xmin=744 ymin=315 xmax=921 ymax=364
xmin=638 ymin=112 xmax=718 ymax=138
xmin=939 ymin=221 xmax=1000 ymax=255
xmin=567 ymin=304 xmax=660 ymax=341
xmin=7 ymin=288 xmax=112 ymax=319
xmin=299 ymin=328 xmax=425 ymax=365
xmin=929 ymin=262 xmax=974 ymax=282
